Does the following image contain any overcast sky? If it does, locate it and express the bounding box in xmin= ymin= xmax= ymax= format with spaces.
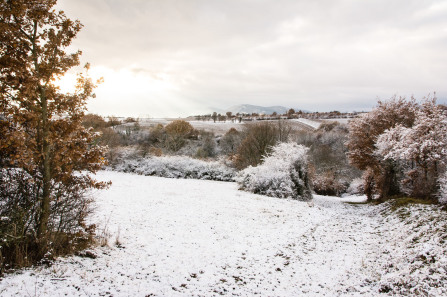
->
xmin=56 ymin=0 xmax=447 ymax=117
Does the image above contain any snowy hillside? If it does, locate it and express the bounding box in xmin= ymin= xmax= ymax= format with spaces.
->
xmin=1 ymin=172 xmax=445 ymax=296
xmin=292 ymin=118 xmax=322 ymax=129
xmin=225 ymin=104 xmax=289 ymax=115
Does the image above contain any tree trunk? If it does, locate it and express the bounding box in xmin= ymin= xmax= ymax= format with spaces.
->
xmin=37 ymin=85 xmax=51 ymax=256
xmin=29 ymin=19 xmax=51 ymax=254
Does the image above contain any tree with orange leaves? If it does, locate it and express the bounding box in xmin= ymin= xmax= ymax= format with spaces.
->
xmin=0 ymin=0 xmax=108 ymax=265
xmin=346 ymin=96 xmax=417 ymax=201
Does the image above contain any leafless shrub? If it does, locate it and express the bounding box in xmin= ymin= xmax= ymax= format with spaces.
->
xmin=234 ymin=121 xmax=291 ymax=170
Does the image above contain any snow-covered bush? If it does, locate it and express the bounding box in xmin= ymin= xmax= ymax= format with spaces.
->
xmin=0 ymin=168 xmax=96 ymax=270
xmin=311 ymin=169 xmax=348 ymax=197
xmin=376 ymin=97 xmax=447 ymax=198
xmin=110 ymin=155 xmax=235 ymax=181
xmin=236 ymin=142 xmax=312 ymax=200
xmin=346 ymin=177 xmax=364 ymax=195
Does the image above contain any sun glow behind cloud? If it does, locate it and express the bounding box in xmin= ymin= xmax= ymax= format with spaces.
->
xmin=56 ymin=66 xmax=201 ymax=118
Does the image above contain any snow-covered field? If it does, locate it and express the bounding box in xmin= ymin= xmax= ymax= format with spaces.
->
xmin=188 ymin=120 xmax=245 ymax=134
xmin=1 ymin=171 xmax=446 ymax=296
xmin=187 ymin=119 xmax=322 ymax=134
xmin=291 ymin=118 xmax=321 ymax=129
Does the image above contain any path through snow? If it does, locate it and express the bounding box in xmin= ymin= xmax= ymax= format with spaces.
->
xmin=1 ymin=172 xmax=388 ymax=296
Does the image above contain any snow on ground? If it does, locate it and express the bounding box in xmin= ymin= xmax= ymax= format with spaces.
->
xmin=1 ymin=172 xmax=446 ymax=296
xmin=322 ymin=118 xmax=352 ymax=125
xmin=188 ymin=120 xmax=244 ymax=134
xmin=292 ymin=118 xmax=321 ymax=129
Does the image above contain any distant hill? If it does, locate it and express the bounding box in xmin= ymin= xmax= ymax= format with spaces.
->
xmin=224 ymin=104 xmax=290 ymax=115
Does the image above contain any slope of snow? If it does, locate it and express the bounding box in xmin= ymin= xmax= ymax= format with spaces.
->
xmin=292 ymin=118 xmax=321 ymax=129
xmin=1 ymin=172 xmax=445 ymax=296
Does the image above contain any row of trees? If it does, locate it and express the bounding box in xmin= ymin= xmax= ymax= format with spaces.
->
xmin=347 ymin=95 xmax=447 ymax=201
xmin=196 ymin=109 xmax=360 ymax=122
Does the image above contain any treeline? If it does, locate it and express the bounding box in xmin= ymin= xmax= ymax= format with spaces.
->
xmin=194 ymin=109 xmax=361 ymax=122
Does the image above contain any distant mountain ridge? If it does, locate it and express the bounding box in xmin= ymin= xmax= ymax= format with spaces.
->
xmin=225 ymin=104 xmax=289 ymax=115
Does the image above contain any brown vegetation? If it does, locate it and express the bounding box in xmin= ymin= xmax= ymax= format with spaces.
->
xmin=0 ymin=0 xmax=108 ymax=271
xmin=233 ymin=122 xmax=283 ymax=169
xmin=164 ymin=120 xmax=195 ymax=152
